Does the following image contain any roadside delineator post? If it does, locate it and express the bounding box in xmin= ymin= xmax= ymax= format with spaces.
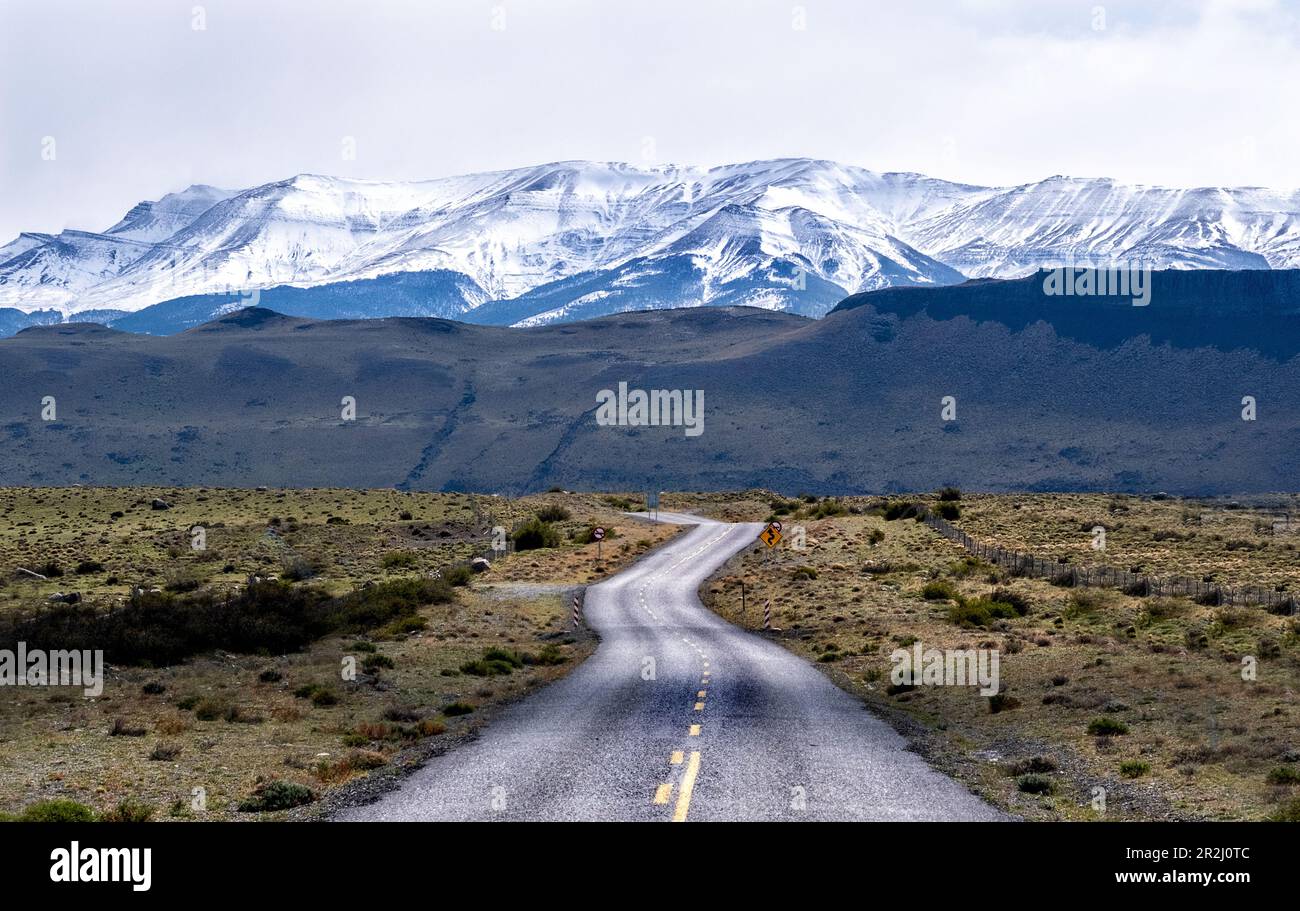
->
xmin=763 ymin=599 xmax=771 ymax=630
xmin=573 ymin=593 xmax=583 ymax=629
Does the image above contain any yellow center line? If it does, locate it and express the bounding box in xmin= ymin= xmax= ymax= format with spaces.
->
xmin=653 ymin=783 xmax=673 ymax=805
xmin=670 ymin=750 xmax=684 ymax=764
xmin=671 ymin=751 xmax=702 ymax=822
xmin=689 ymin=724 xmax=701 ymax=736
xmin=694 ymin=701 xmax=705 ymax=711
xmin=697 ymin=690 xmax=707 ymax=698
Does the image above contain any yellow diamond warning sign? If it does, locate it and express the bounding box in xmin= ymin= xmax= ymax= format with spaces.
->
xmin=759 ymin=522 xmax=782 ymax=548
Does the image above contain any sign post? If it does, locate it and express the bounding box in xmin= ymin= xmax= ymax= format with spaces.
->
xmin=593 ymin=526 xmax=605 ymax=564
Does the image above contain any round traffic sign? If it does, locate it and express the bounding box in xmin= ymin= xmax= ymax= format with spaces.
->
xmin=593 ymin=527 xmax=606 ymax=540
xmin=769 ymin=520 xmax=782 ymax=532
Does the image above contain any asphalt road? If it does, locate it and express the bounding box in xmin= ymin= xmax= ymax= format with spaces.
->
xmin=337 ymin=513 xmax=1006 ymax=821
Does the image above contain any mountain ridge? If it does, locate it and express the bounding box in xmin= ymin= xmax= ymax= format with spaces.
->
xmin=5 ymin=158 xmax=1300 ymax=331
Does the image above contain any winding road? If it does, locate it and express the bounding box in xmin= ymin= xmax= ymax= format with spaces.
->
xmin=338 ymin=513 xmax=1005 ymax=821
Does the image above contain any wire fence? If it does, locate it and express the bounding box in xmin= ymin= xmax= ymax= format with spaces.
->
xmin=917 ymin=507 xmax=1298 ymax=615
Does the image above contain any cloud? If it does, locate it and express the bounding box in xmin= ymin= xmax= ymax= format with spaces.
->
xmin=1 ymin=0 xmax=1297 ymax=240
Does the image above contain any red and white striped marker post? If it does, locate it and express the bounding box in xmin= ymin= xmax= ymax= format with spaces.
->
xmin=763 ymin=599 xmax=771 ymax=630
xmin=573 ymin=593 xmax=583 ymax=629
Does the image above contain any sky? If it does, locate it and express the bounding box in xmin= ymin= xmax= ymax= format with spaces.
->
xmin=2 ymin=0 xmax=1299 ymax=240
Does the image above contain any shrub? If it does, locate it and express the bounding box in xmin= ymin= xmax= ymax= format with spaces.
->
xmin=315 ymin=750 xmax=387 ymax=783
xmin=521 ymin=644 xmax=568 ymax=666
xmin=1066 ymin=589 xmax=1109 ymax=616
xmin=381 ymin=551 xmax=419 ymax=570
xmin=281 ymin=557 xmax=320 ymax=582
xmin=988 ymin=588 xmax=1032 ymax=616
xmin=141 ymin=680 xmax=166 ymax=695
xmin=810 ymin=499 xmax=848 ymax=519
xmin=310 ymin=689 xmax=339 ymax=707
xmin=19 ymin=799 xmax=96 ymax=822
xmin=512 ymin=518 xmax=560 ymax=551
xmin=1016 ymin=774 xmax=1056 ymax=795
xmin=922 ymin=580 xmax=959 ymax=601
xmin=949 ymin=598 xmax=1018 ymax=628
xmin=74 ymin=560 xmax=104 ymax=575
xmin=1267 ymin=766 xmax=1300 ymax=786
xmin=1087 ymin=717 xmax=1129 ymax=736
xmin=791 ymin=566 xmax=818 ymax=581
xmin=882 ymin=502 xmax=919 ymax=521
xmin=535 ymin=504 xmax=571 ymax=522
xmin=461 ymin=647 xmax=523 ymax=676
xmin=193 ymin=699 xmax=227 ymax=721
xmin=237 ymin=780 xmax=315 ymax=813
xmin=376 ymin=615 xmax=428 ymax=638
xmin=442 ymin=701 xmax=474 ymax=716
xmin=937 ymin=487 xmax=962 ymax=501
xmin=1270 ymin=798 xmax=1300 ymax=821
xmin=100 ymin=799 xmax=154 ymax=823
xmin=936 ymin=502 xmax=961 ymax=520
xmin=1121 ymin=760 xmax=1151 ymax=778
xmin=362 ymin=654 xmax=395 ymax=673
xmin=155 ymin=714 xmax=189 ymax=735
xmin=382 ymin=705 xmax=422 ymax=723
xmin=109 ymin=717 xmax=147 ymax=737
xmin=442 ymin=564 xmax=473 ymax=587
xmin=988 ymin=693 xmax=1021 ymax=714
xmin=149 ymin=741 xmax=183 ymax=762
xmin=0 ymin=565 xmax=451 ymax=670
xmin=258 ymin=669 xmax=283 ymax=683
xmin=1007 ymin=756 xmax=1057 ymax=776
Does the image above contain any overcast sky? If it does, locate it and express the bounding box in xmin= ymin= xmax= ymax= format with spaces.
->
xmin=2 ymin=0 xmax=1298 ymax=240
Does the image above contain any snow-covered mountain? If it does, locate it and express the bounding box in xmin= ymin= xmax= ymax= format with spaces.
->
xmin=3 ymin=159 xmax=1300 ymax=329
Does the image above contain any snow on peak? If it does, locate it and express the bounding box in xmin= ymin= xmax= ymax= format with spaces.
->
xmin=3 ymin=158 xmax=1300 ymax=318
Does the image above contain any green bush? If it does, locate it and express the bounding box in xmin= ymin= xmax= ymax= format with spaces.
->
xmin=988 ymin=588 xmax=1032 ymax=617
xmin=535 ymin=504 xmax=571 ymax=522
xmin=521 ymin=644 xmax=568 ymax=666
xmin=381 ymin=551 xmax=419 ymax=569
xmin=237 ymin=780 xmax=316 ymax=813
xmin=791 ymin=566 xmax=818 ymax=581
xmin=936 ymin=502 xmax=961 ymax=520
xmin=810 ymin=499 xmax=847 ymax=520
xmin=988 ymin=693 xmax=1021 ymax=714
xmin=948 ymin=598 xmax=1018 ymax=628
xmin=19 ymin=799 xmax=96 ymax=822
xmin=1270 ymin=798 xmax=1300 ymax=821
xmin=1267 ymin=766 xmax=1300 ymax=785
xmin=1016 ymin=774 xmax=1056 ymax=795
xmin=442 ymin=701 xmax=475 ymax=716
xmin=1007 ymin=756 xmax=1057 ymax=776
xmin=1120 ymin=760 xmax=1151 ymax=779
xmin=362 ymin=654 xmax=395 ymax=674
xmin=310 ymin=689 xmax=339 ymax=707
xmin=460 ymin=646 xmax=523 ymax=677
xmin=512 ymin=518 xmax=560 ymax=551
xmin=1087 ymin=716 xmax=1129 ymax=736
xmin=922 ymin=580 xmax=959 ymax=601
xmin=882 ymin=501 xmax=919 ymax=521
xmin=100 ymin=799 xmax=154 ymax=822
xmin=938 ymin=487 xmax=962 ymax=501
